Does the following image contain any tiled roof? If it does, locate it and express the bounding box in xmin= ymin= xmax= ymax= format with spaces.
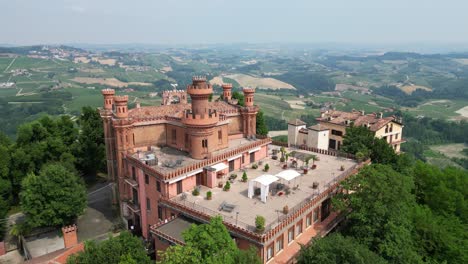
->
xmin=128 ymin=101 xmax=240 ymax=120
xmin=288 ymin=119 xmax=306 ymax=126
xmin=308 ymin=124 xmax=328 ymax=131
xmin=317 ymin=110 xmax=395 ymax=131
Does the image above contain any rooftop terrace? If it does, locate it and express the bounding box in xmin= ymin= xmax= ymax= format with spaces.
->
xmin=165 ymin=145 xmax=358 ymax=233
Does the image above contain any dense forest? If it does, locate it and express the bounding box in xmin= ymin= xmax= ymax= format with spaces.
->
xmin=298 ymin=126 xmax=468 ymax=264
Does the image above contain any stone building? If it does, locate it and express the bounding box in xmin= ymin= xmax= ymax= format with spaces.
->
xmin=99 ymin=78 xmax=367 ymax=263
xmin=288 ymin=109 xmax=405 ymax=152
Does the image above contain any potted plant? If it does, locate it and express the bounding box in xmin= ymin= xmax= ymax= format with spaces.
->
xmin=264 ymin=163 xmax=270 ymax=172
xmin=242 ymin=171 xmax=248 ymax=182
xmin=283 ymin=205 xmax=289 ymax=214
xmin=340 ymin=165 xmax=345 ymax=171
xmin=280 ymin=156 xmax=285 ymax=163
xmin=310 ymin=154 xmax=318 ymax=169
xmin=252 ymin=163 xmax=258 ymax=169
xmin=206 ymin=191 xmax=212 ymax=200
xmin=192 ymin=187 xmax=200 ymax=196
xmin=255 ymin=215 xmax=265 ymax=232
xmin=223 ymin=181 xmax=231 ymax=191
xmin=312 ymin=182 xmax=319 ymax=189
xmin=218 ymin=181 xmax=224 ymax=188
xmin=282 ymin=164 xmax=287 ymax=169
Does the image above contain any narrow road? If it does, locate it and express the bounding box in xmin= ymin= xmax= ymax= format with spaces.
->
xmin=3 ymin=56 xmax=17 ymax=73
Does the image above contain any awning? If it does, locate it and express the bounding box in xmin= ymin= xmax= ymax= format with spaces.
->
xmin=247 ymin=174 xmax=279 ymax=203
xmin=276 ymin=170 xmax=301 ymax=181
xmin=210 ymin=163 xmax=228 ymax=172
xmin=248 ymin=147 xmax=261 ymax=153
xmin=167 ymin=169 xmax=203 ymax=184
xmin=227 ymin=154 xmax=242 ymax=161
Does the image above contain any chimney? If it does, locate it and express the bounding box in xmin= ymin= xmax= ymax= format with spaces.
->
xmin=360 ymin=110 xmax=365 ymax=116
xmin=62 ymin=225 xmax=78 ymax=248
xmin=135 ymin=100 xmax=141 ymax=109
xmin=378 ymin=112 xmax=383 ymax=119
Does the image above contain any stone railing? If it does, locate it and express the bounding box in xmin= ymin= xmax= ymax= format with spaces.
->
xmin=162 ymin=159 xmax=370 ymax=244
xmin=125 ymin=137 xmax=272 ymax=181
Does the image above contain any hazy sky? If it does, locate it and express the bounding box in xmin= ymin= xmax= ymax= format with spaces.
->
xmin=1 ymin=0 xmax=467 ymax=45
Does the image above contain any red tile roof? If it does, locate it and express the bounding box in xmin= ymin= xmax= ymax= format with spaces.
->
xmin=317 ymin=110 xmax=395 ymax=131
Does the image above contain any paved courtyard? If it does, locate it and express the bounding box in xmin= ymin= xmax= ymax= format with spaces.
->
xmin=172 ymin=145 xmax=357 ymax=230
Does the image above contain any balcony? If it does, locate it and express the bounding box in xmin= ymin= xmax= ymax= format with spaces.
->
xmin=124 ymin=177 xmax=138 ymax=187
xmin=126 ymin=199 xmax=141 ymax=213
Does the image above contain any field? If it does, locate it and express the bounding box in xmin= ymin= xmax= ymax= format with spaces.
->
xmin=455 ymin=106 xmax=468 ymax=118
xmin=223 ymin=74 xmax=295 ymax=90
xmin=71 ymin=77 xmax=152 ymax=87
xmin=430 ymin=143 xmax=467 ymax=159
xmin=399 ymin=84 xmax=432 ymax=95
xmin=403 ymin=99 xmax=468 ymax=120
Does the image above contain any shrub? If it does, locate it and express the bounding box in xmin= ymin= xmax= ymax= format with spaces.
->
xmin=252 ymin=163 xmax=258 ymax=169
xmin=192 ymin=187 xmax=200 ymax=196
xmin=255 ymin=215 xmax=265 ymax=232
xmin=224 ymin=181 xmax=231 ymax=191
xmin=264 ymin=163 xmax=270 ymax=172
xmin=242 ymin=171 xmax=248 ymax=182
xmin=206 ymin=191 xmax=212 ymax=200
xmin=280 ymin=157 xmax=285 ymax=162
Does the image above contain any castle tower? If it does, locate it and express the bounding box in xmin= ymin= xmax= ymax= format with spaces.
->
xmin=102 ymin=88 xmax=115 ymax=110
xmin=243 ymin=87 xmax=255 ymax=107
xmin=113 ymin=95 xmax=129 ymax=119
xmin=183 ymin=76 xmax=219 ymax=159
xmin=241 ymin=87 xmax=258 ymax=137
xmin=222 ymin=83 xmax=232 ymax=102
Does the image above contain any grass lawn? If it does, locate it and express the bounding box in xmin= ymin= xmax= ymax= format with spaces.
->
xmin=404 ymin=99 xmax=468 ymax=119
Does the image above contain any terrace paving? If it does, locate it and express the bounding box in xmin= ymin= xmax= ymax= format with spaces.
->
xmin=170 ymin=145 xmax=357 ymax=231
xmin=132 ymin=137 xmax=262 ymax=174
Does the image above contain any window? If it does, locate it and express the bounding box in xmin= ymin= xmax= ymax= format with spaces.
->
xmin=185 ymin=134 xmax=189 ymax=148
xmin=133 ymin=134 xmax=135 ymax=145
xmin=158 ymin=206 xmax=163 ymax=220
xmin=177 ymin=181 xmax=182 ymax=194
xmin=156 ymin=180 xmax=161 ymax=192
xmin=288 ymin=227 xmax=295 ymax=243
xmin=331 ymin=129 xmax=343 ymax=136
xmin=306 ymin=213 xmax=312 ymax=227
xmin=146 ymin=198 xmax=151 ymax=211
xmin=296 ymin=221 xmax=303 ymax=236
xmin=131 ymin=166 xmax=136 ymax=180
xmin=385 ymin=125 xmax=389 ymax=133
xmin=202 ymin=139 xmax=208 ymax=148
xmin=313 ymin=208 xmax=319 ymax=223
xmin=276 ymin=236 xmax=283 ymax=252
xmin=390 ymin=124 xmax=393 ymax=132
xmin=395 ymin=133 xmax=399 ymax=140
xmin=266 ymin=244 xmax=274 ymax=260
xmin=242 ymin=155 xmax=245 ymax=164
xmin=145 ymin=174 xmax=149 ymax=184
xmin=218 ymin=130 xmax=222 ymax=140
xmin=172 ymin=129 xmax=177 ymax=142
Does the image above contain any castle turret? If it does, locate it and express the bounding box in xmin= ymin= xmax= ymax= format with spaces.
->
xmin=243 ymin=87 xmax=255 ymax=107
xmin=241 ymin=87 xmax=258 ymax=137
xmin=183 ymin=76 xmax=219 ymax=159
xmin=222 ymin=83 xmax=232 ymax=102
xmin=187 ymin=76 xmax=212 ymax=116
xmin=113 ymin=95 xmax=129 ymax=119
xmin=101 ymin=89 xmax=115 ymax=110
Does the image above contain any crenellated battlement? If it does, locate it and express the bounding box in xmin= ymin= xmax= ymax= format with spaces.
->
xmin=243 ymin=87 xmax=255 ymax=94
xmin=101 ymin=88 xmax=115 ymax=96
xmin=113 ymin=95 xmax=129 ymax=104
xmin=182 ymin=109 xmax=219 ymax=126
xmin=192 ymin=76 xmax=206 ymax=82
xmin=222 ymin=83 xmax=233 ymax=89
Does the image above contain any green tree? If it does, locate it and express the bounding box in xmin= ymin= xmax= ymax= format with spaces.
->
xmin=337 ymin=164 xmax=421 ymax=263
xmin=342 ymin=125 xmax=374 ymax=156
xmin=297 ymin=234 xmax=387 ymax=264
xmin=255 ymin=110 xmax=268 ymax=136
xmin=67 ymin=231 xmax=152 ymax=264
xmin=232 ymin=91 xmax=245 ymax=106
xmin=74 ymin=107 xmax=106 ymax=177
xmin=158 ymin=216 xmax=261 ymax=264
xmin=0 ymin=199 xmax=8 ymax=240
xmin=20 ymin=164 xmax=86 ymax=228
